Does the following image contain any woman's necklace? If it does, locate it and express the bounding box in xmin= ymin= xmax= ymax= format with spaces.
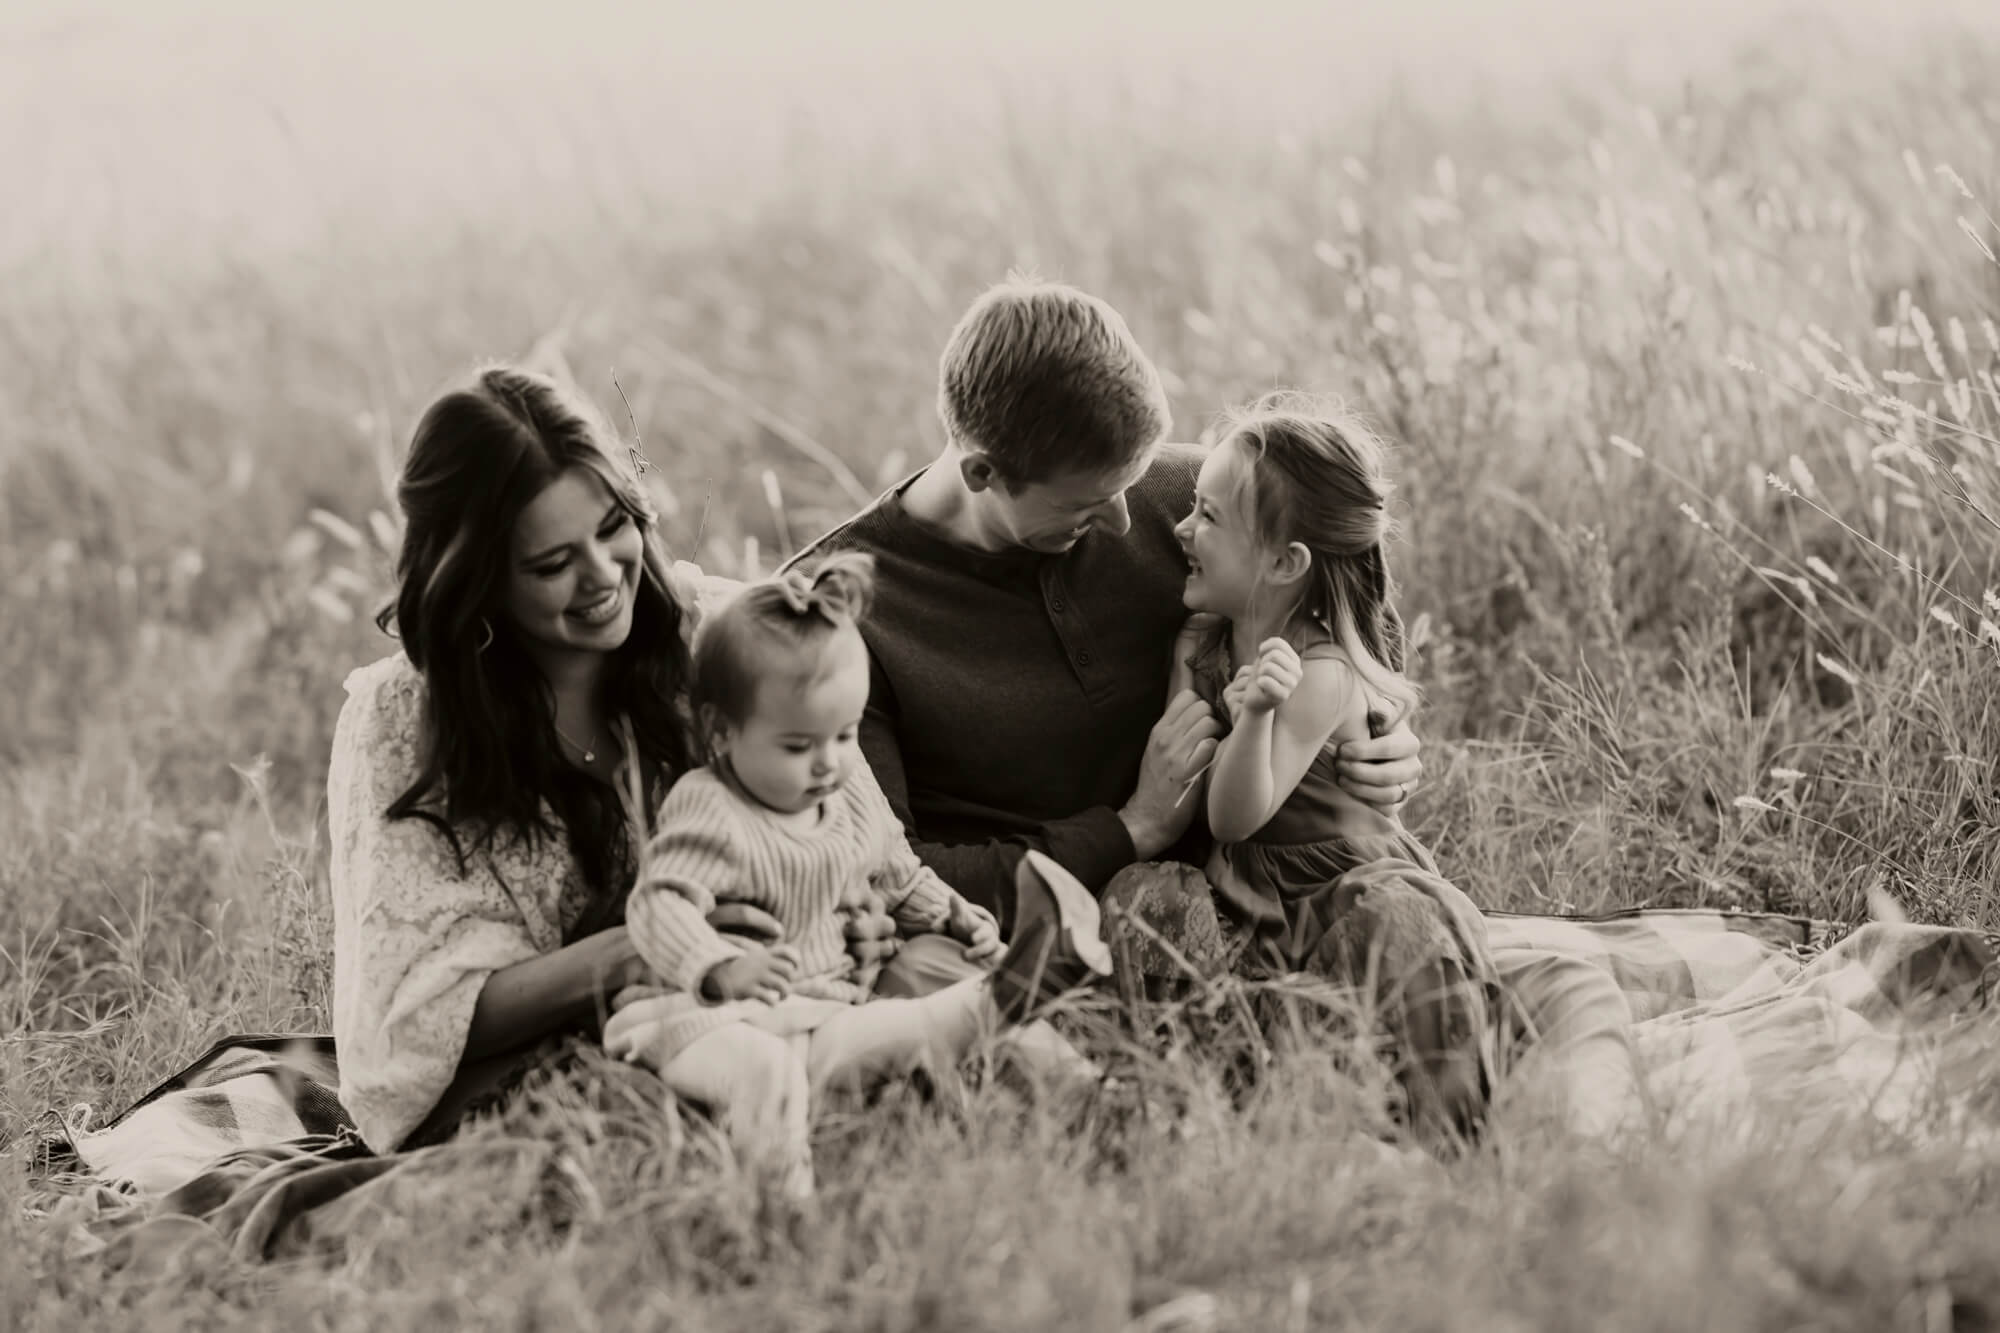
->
xmin=553 ymin=719 xmax=602 ymax=765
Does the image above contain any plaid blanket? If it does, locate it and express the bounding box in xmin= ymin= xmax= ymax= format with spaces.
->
xmin=1487 ymin=910 xmax=1996 ymax=1145
xmin=29 ymin=908 xmax=1998 ymax=1261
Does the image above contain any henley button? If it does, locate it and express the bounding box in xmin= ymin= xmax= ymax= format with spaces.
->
xmin=1051 ymin=596 xmax=1066 ymax=612
xmin=1076 ymin=650 xmax=1093 ymax=666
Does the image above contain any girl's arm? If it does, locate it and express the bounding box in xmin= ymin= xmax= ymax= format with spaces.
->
xmin=1207 ymin=645 xmax=1360 ymax=843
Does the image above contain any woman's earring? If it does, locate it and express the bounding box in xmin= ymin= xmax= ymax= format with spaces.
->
xmin=476 ymin=617 xmax=495 ymax=654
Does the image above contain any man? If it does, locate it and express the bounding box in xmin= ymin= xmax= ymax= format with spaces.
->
xmin=796 ymin=276 xmax=1419 ymax=925
xmin=793 ymin=276 xmax=1638 ymax=1137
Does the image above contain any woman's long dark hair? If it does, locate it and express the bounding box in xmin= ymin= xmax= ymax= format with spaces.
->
xmin=377 ymin=365 xmax=695 ymax=899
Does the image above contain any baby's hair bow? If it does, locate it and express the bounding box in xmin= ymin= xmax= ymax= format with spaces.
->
xmin=775 ymin=567 xmax=822 ymax=618
xmin=771 ymin=551 xmax=877 ymax=626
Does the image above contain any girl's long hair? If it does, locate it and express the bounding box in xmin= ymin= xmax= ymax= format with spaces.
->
xmin=377 ymin=365 xmax=695 ymax=897
xmin=1223 ymin=391 xmax=1420 ymax=729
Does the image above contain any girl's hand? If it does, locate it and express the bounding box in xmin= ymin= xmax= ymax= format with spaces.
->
xmin=1222 ymin=666 xmax=1254 ymax=723
xmin=1241 ymin=638 xmax=1304 ymax=716
xmin=702 ymin=943 xmax=799 ymax=1004
xmin=946 ymin=898 xmax=1003 ymax=964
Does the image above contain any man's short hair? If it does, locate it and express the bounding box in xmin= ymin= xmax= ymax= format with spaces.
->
xmin=937 ymin=276 xmax=1171 ymax=487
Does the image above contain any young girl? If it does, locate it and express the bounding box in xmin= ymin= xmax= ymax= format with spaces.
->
xmin=613 ymin=553 xmax=1109 ymax=1195
xmin=1171 ymin=393 xmax=1492 ymax=1133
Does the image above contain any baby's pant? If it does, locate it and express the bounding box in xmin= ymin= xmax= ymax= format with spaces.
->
xmin=660 ymin=976 xmax=995 ymax=1194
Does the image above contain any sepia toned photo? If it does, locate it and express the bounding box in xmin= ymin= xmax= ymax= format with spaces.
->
xmin=8 ymin=0 xmax=2000 ymax=1326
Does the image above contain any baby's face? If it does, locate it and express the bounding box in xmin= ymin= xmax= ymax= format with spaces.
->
xmin=723 ymin=630 xmax=871 ymax=816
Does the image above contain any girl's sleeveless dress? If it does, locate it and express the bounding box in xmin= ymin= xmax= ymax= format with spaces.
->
xmin=1184 ymin=630 xmax=1442 ymax=975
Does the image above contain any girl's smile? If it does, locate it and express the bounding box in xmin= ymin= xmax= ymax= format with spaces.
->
xmin=1174 ymin=443 xmax=1265 ymax=620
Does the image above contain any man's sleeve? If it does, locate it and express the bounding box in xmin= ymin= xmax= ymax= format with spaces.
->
xmin=858 ymin=666 xmax=1135 ymax=932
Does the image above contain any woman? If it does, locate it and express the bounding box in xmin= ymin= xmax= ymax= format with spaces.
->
xmin=327 ymin=365 xmax=912 ymax=1151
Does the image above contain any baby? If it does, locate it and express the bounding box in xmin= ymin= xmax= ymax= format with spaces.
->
xmin=616 ymin=552 xmax=1110 ymax=1194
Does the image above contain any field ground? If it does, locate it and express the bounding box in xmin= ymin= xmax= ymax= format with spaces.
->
xmin=6 ymin=4 xmax=2000 ymax=1328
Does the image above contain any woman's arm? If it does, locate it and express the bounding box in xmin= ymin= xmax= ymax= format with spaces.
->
xmin=1208 ymin=647 xmax=1356 ymax=843
xmin=461 ymin=926 xmax=650 ymax=1062
xmin=329 ymin=661 xmax=564 ymax=1151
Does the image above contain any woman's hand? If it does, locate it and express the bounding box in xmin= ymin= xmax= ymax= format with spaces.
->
xmin=840 ymin=888 xmax=901 ymax=967
xmin=1334 ymin=713 xmax=1424 ymax=810
xmin=584 ymin=926 xmax=657 ymax=996
xmin=707 ymin=901 xmax=785 ymax=944
xmin=946 ymin=898 xmax=1003 ymax=964
xmin=702 ymin=943 xmax=800 ymax=1004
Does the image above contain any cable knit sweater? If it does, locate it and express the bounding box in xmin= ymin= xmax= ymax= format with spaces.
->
xmin=625 ymin=762 xmax=971 ymax=1068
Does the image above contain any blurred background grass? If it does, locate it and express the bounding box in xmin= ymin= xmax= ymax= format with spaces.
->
xmin=6 ymin=2 xmax=2000 ymax=1322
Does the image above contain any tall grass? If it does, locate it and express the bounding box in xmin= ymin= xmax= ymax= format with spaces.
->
xmin=5 ymin=8 xmax=2000 ymax=1328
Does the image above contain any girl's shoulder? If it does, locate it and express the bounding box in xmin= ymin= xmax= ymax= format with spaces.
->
xmin=1285 ymin=647 xmax=1371 ymax=737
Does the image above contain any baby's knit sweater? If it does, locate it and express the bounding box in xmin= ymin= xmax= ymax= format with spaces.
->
xmin=628 ymin=763 xmax=962 ymax=1003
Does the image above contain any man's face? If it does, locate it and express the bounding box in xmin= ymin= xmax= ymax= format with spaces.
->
xmin=983 ymin=445 xmax=1158 ymax=555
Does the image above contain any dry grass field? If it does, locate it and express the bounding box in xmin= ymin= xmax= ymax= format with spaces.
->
xmin=6 ymin=3 xmax=2000 ymax=1328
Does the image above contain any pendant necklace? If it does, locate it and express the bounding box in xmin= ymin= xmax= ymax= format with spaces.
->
xmin=554 ymin=720 xmax=601 ymax=765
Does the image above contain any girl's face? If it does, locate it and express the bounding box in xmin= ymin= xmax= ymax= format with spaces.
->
xmin=1174 ymin=441 xmax=1269 ymax=620
xmin=715 ymin=629 xmax=870 ymax=815
xmin=503 ymin=467 xmax=644 ymax=668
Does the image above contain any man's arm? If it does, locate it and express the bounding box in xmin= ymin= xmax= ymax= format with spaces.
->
xmin=859 ymin=674 xmax=1221 ymax=930
xmin=859 ymin=698 xmax=1134 ymax=931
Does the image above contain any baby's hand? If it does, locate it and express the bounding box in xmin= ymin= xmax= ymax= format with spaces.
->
xmin=701 ymin=943 xmax=799 ymax=1004
xmin=947 ymin=898 xmax=1003 ymax=964
xmin=1241 ymin=638 xmax=1303 ymax=716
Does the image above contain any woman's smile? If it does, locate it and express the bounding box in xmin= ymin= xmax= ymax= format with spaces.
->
xmin=569 ymin=584 xmax=625 ymax=627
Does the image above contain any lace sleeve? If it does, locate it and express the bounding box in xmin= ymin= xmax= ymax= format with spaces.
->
xmin=326 ymin=657 xmax=549 ymax=1151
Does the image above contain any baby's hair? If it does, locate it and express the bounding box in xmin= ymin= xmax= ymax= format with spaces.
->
xmin=691 ymin=551 xmax=876 ymax=750
xmin=1221 ymin=390 xmax=1420 ymax=727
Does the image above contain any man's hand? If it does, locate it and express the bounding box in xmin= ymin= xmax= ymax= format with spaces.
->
xmin=1335 ymin=711 xmax=1424 ymax=810
xmin=701 ymin=943 xmax=799 ymax=1004
xmin=946 ymin=897 xmax=1003 ymax=964
xmin=1118 ymin=689 xmax=1223 ymax=860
